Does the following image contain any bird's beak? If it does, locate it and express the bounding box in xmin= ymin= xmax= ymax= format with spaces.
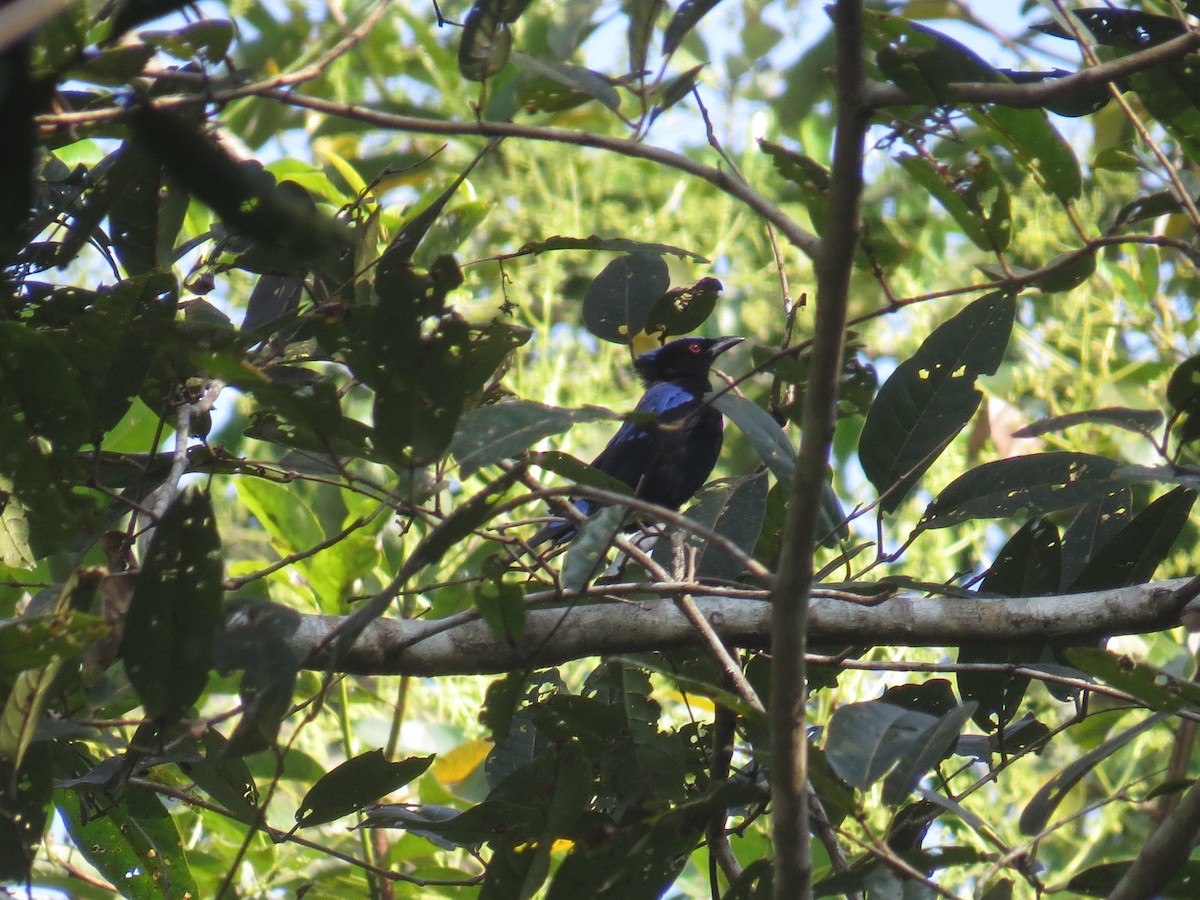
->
xmin=710 ymin=336 xmax=744 ymax=358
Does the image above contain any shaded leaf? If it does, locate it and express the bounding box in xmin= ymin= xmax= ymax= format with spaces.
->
xmin=1018 ymin=712 xmax=1166 ymax=835
xmin=450 ymin=401 xmax=614 ymax=477
xmin=1067 ymin=860 xmax=1200 ymax=898
xmin=459 ymin=4 xmax=512 ymax=81
xmin=122 ymin=489 xmax=224 ymax=719
xmin=663 ymin=0 xmax=722 ymax=55
xmin=644 ymin=276 xmax=722 ymax=339
xmin=1068 ymin=487 xmax=1195 ymax=591
xmin=582 ymin=254 xmax=671 ymax=343
xmin=897 ymin=152 xmax=1011 ymax=253
xmin=882 ymin=702 xmax=977 ymax=805
xmin=1059 ymin=487 xmax=1134 ymax=590
xmin=511 ymin=52 xmax=621 ymax=111
xmin=562 ymin=505 xmax=626 ymax=592
xmin=475 ymin=577 xmax=526 ymax=643
xmin=919 ymin=453 xmax=1125 ymax=531
xmin=1068 ymin=648 xmax=1200 ymax=714
xmin=515 ymin=234 xmax=707 ymax=262
xmin=296 ymin=749 xmax=434 ymax=827
xmin=825 ymin=700 xmax=938 ymax=790
xmin=1013 ymin=407 xmax=1163 ymax=439
xmin=860 ymin=292 xmax=1015 ymax=513
xmin=968 ymin=105 xmax=1082 ymax=201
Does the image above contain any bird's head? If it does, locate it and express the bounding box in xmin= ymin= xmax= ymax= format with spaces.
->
xmin=633 ymin=336 xmax=743 ymax=385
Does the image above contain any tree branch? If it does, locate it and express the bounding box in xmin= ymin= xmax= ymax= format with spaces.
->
xmin=863 ymin=28 xmax=1200 ymax=109
xmin=240 ymin=576 xmax=1200 ymax=677
xmin=769 ymin=2 xmax=869 ymax=897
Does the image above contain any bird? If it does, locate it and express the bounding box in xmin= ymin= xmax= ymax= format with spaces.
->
xmin=529 ymin=335 xmax=743 ymax=547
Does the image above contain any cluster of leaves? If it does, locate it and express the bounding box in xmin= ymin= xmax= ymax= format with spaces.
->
xmin=5 ymin=0 xmax=1200 ymax=898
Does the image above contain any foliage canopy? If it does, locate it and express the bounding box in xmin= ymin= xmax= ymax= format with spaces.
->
xmin=5 ymin=0 xmax=1200 ymax=898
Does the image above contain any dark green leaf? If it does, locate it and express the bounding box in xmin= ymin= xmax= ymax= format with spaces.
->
xmin=139 ymin=19 xmax=237 ymax=59
xmin=663 ymin=0 xmax=721 ymax=55
xmin=869 ymin=13 xmax=999 ymax=103
xmin=860 ymin=292 xmax=1015 ymax=513
xmin=882 ymin=702 xmax=977 ymax=805
xmin=644 ymin=276 xmax=721 ymax=339
xmin=651 ymin=472 xmax=766 ymax=582
xmin=960 ymin=520 xmax=1060 ymax=730
xmin=56 ymin=754 xmax=199 ymax=899
xmin=1018 ymin=712 xmax=1166 ymax=835
xmin=122 ymin=489 xmax=224 ymax=720
xmin=1067 ymin=647 xmax=1200 ymax=714
xmin=967 ymin=105 xmax=1082 ymax=201
xmin=1059 ymin=488 xmax=1133 ymax=590
xmin=582 ymin=253 xmax=670 ymax=343
xmin=1012 ymin=407 xmax=1163 ymax=439
xmin=459 ymin=4 xmax=512 ymax=81
xmin=918 ymin=452 xmax=1126 ymax=531
xmin=1034 ymin=9 xmax=1186 ymax=49
xmin=1068 ymin=487 xmax=1195 ymax=591
xmin=1067 ymin=860 xmax=1200 ymax=898
xmin=897 ymin=153 xmax=1011 ymax=253
xmin=1031 ymin=248 xmax=1097 ymax=293
xmin=296 ymin=750 xmax=435 ymax=827
xmin=624 ymin=0 xmax=664 ymax=76
xmin=511 ymin=52 xmax=621 ymax=111
xmin=475 ymin=578 xmax=526 ymax=643
xmin=562 ymin=506 xmax=626 ymax=592
xmin=514 ymin=235 xmax=707 ymax=262
xmin=450 ymin=401 xmax=614 ymax=477
xmin=1130 ymin=59 xmax=1200 ymax=167
xmin=187 ymin=729 xmax=260 ymax=824
xmin=824 ymin=700 xmax=938 ymax=789
xmin=1167 ymin=354 xmax=1200 ymax=412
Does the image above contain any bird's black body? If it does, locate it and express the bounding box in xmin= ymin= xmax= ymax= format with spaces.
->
xmin=531 ymin=336 xmax=742 ymax=546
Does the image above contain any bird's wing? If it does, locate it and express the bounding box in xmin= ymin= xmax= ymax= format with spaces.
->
xmin=590 ymin=382 xmax=701 ymax=489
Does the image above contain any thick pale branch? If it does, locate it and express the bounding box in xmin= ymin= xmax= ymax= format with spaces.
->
xmin=864 ymin=28 xmax=1200 ymax=109
xmin=245 ymin=577 xmax=1200 ymax=677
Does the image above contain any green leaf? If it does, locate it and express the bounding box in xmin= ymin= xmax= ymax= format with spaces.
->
xmin=187 ymin=729 xmax=261 ymax=824
xmin=644 ymin=276 xmax=722 ymax=339
xmin=1067 ymin=647 xmax=1200 ymax=714
xmin=56 ymin=774 xmax=199 ymax=899
xmin=881 ymin=701 xmax=977 ymax=805
xmin=869 ymin=13 xmax=999 ymax=103
xmin=582 ymin=254 xmax=671 ymax=343
xmin=967 ymin=105 xmax=1082 ymax=201
xmin=624 ymin=0 xmax=664 ymax=76
xmin=450 ymin=401 xmax=614 ymax=477
xmin=959 ymin=518 xmax=1062 ymax=731
xmin=663 ymin=0 xmax=721 ymax=55
xmin=511 ymin=52 xmax=621 ymax=111
xmin=139 ymin=19 xmax=237 ymax=59
xmin=652 ymin=472 xmax=768 ymax=582
xmin=1132 ymin=59 xmax=1200 ymax=167
xmin=122 ymin=489 xmax=224 ymax=719
xmin=1012 ymin=407 xmax=1163 ymax=439
xmin=562 ymin=505 xmax=626 ymax=592
xmin=1068 ymin=487 xmax=1195 ymax=591
xmin=1019 ymin=712 xmax=1166 ymax=835
xmin=1067 ymin=860 xmax=1200 ymax=899
xmin=513 ymin=235 xmax=707 ymax=262
xmin=459 ymin=4 xmax=512 ymax=81
xmin=860 ymin=292 xmax=1015 ymax=513
xmin=919 ymin=452 xmax=1126 ymax=531
xmin=296 ymin=749 xmax=434 ymax=827
xmin=1167 ymin=354 xmax=1200 ymax=412
xmin=824 ymin=700 xmax=939 ymax=790
xmin=1059 ymin=488 xmax=1133 ymax=590
xmin=475 ymin=578 xmax=526 ymax=643
xmin=897 ymin=152 xmax=1011 ymax=253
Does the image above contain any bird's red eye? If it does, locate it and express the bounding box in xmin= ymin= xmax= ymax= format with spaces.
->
xmin=688 ymin=343 xmax=701 ymax=353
